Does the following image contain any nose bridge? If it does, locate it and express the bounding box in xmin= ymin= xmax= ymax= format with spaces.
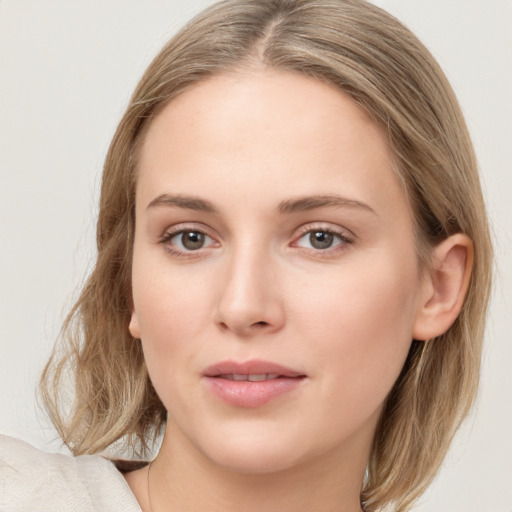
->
xmin=215 ymin=236 xmax=283 ymax=334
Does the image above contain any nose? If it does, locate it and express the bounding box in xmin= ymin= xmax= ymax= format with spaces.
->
xmin=214 ymin=244 xmax=285 ymax=336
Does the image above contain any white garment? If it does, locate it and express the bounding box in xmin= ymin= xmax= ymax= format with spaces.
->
xmin=0 ymin=435 xmax=142 ymax=512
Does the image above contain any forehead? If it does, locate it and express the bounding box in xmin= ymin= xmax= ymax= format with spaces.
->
xmin=137 ymin=69 xmax=409 ymax=224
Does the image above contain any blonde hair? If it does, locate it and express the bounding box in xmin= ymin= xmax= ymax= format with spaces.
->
xmin=40 ymin=1 xmax=492 ymax=510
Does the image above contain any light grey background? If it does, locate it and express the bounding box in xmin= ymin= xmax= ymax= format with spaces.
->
xmin=0 ymin=1 xmax=510 ymax=510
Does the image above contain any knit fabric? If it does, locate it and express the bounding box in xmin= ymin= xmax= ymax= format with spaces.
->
xmin=0 ymin=435 xmax=142 ymax=512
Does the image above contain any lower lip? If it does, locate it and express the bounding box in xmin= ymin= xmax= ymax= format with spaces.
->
xmin=204 ymin=376 xmax=305 ymax=408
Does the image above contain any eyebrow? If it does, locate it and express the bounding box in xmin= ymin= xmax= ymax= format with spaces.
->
xmin=146 ymin=193 xmax=377 ymax=216
xmin=278 ymin=195 xmax=377 ymax=216
xmin=146 ymin=194 xmax=218 ymax=213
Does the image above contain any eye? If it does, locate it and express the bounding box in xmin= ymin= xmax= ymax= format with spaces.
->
xmin=294 ymin=228 xmax=351 ymax=251
xmin=306 ymin=231 xmax=336 ymax=250
xmin=162 ymin=229 xmax=217 ymax=253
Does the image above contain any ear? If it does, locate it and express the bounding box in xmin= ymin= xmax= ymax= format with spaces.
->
xmin=413 ymin=234 xmax=473 ymax=341
xmin=129 ymin=310 xmax=141 ymax=339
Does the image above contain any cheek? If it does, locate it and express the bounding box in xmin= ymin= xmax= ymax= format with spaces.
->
xmin=293 ymin=253 xmax=420 ymax=407
xmin=131 ymin=257 xmax=214 ymax=400
xmin=132 ymin=241 xmax=213 ymax=334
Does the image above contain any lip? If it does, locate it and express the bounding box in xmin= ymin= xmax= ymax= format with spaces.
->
xmin=203 ymin=359 xmax=305 ymax=378
xmin=202 ymin=359 xmax=307 ymax=408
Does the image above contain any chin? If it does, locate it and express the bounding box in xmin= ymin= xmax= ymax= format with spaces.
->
xmin=195 ymin=424 xmax=309 ymax=475
xmin=208 ymin=442 xmax=302 ymax=475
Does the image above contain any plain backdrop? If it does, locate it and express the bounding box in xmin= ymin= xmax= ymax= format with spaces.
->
xmin=0 ymin=1 xmax=511 ymax=510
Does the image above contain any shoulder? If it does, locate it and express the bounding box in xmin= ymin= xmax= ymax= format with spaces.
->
xmin=0 ymin=434 xmax=141 ymax=512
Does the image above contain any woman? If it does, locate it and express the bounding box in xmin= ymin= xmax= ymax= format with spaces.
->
xmin=0 ymin=0 xmax=493 ymax=511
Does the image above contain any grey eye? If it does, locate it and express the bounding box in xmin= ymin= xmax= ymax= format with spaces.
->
xmin=309 ymin=231 xmax=335 ymax=249
xmin=177 ymin=231 xmax=206 ymax=250
xmin=294 ymin=228 xmax=347 ymax=251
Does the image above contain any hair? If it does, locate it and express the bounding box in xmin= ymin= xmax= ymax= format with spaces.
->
xmin=40 ymin=0 xmax=492 ymax=510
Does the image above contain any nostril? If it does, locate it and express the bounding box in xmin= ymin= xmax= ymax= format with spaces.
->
xmin=254 ymin=321 xmax=269 ymax=327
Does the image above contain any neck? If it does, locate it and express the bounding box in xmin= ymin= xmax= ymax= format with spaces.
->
xmin=140 ymin=422 xmax=369 ymax=512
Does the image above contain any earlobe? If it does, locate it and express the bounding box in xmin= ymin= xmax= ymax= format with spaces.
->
xmin=129 ymin=311 xmax=141 ymax=339
xmin=413 ymin=234 xmax=473 ymax=341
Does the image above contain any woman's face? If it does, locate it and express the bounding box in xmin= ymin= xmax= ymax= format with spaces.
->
xmin=130 ymin=70 xmax=429 ymax=474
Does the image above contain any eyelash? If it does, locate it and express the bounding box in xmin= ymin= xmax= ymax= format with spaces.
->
xmin=291 ymin=225 xmax=354 ymax=256
xmin=158 ymin=224 xmax=354 ymax=258
xmin=158 ymin=224 xmax=218 ymax=258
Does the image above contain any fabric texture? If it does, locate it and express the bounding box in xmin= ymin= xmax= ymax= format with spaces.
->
xmin=0 ymin=435 xmax=142 ymax=512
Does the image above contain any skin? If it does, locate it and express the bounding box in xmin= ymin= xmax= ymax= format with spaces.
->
xmin=125 ymin=69 xmax=472 ymax=512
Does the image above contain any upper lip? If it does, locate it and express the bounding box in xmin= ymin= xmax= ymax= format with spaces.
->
xmin=202 ymin=359 xmax=306 ymax=378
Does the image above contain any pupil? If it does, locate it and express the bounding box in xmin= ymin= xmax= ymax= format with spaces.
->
xmin=182 ymin=231 xmax=205 ymax=250
xmin=310 ymin=231 xmax=333 ymax=249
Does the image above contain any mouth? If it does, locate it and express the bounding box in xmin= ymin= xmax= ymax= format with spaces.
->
xmin=202 ymin=360 xmax=307 ymax=408
xmin=217 ymin=373 xmax=284 ymax=381
xmin=203 ymin=359 xmax=306 ymax=379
